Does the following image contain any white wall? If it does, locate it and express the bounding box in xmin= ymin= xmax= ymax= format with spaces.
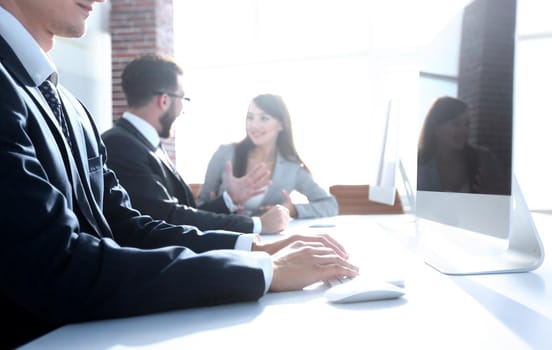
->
xmin=514 ymin=0 xmax=552 ymax=210
xmin=50 ymin=2 xmax=112 ymax=133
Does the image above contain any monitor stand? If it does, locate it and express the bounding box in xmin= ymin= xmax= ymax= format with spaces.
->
xmin=420 ymin=176 xmax=545 ymax=275
xmin=369 ymin=159 xmax=416 ymax=210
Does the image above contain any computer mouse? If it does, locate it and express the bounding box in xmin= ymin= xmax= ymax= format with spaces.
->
xmin=325 ymin=280 xmax=405 ymax=304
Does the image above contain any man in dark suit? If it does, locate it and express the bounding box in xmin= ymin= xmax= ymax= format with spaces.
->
xmin=0 ymin=0 xmax=358 ymax=348
xmin=102 ymin=55 xmax=290 ymax=234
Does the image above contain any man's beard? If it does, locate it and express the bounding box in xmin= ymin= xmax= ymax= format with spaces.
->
xmin=159 ymin=107 xmax=177 ymax=138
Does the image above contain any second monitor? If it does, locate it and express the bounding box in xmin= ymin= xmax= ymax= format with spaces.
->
xmin=368 ymin=98 xmax=401 ymax=207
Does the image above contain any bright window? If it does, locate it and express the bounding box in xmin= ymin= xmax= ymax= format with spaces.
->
xmin=173 ymin=1 xmax=467 ymax=185
xmin=172 ymin=0 xmax=550 ymax=211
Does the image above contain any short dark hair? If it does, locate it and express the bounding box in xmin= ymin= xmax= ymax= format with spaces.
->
xmin=121 ymin=54 xmax=183 ymax=108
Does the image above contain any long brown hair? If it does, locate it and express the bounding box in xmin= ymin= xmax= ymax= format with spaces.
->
xmin=417 ymin=96 xmax=484 ymax=192
xmin=418 ymin=96 xmax=468 ymax=164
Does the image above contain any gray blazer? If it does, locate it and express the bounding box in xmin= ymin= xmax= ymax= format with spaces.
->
xmin=198 ymin=144 xmax=338 ymax=218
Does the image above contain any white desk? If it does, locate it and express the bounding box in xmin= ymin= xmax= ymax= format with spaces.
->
xmin=20 ymin=214 xmax=552 ymax=350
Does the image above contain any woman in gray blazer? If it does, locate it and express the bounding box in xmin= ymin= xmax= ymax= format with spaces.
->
xmin=198 ymin=94 xmax=338 ymax=218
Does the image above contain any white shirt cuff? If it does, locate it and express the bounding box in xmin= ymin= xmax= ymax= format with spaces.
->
xmin=222 ymin=191 xmax=238 ymax=213
xmin=235 ymin=234 xmax=257 ymax=251
xmin=252 ymin=216 xmax=262 ymax=234
xmin=235 ymin=234 xmax=272 ymax=293
xmin=256 ymin=252 xmax=273 ymax=294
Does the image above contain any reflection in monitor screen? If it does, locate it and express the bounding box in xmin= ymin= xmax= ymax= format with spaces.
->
xmin=417 ymin=96 xmax=510 ymax=195
xmin=415 ymin=0 xmax=543 ymax=275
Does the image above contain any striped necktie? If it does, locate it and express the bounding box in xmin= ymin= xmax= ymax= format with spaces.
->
xmin=39 ymin=79 xmax=73 ymax=148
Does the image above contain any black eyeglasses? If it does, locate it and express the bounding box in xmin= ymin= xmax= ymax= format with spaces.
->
xmin=154 ymin=91 xmax=190 ymax=102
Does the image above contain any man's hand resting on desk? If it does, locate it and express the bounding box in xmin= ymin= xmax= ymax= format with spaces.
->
xmin=260 ymin=204 xmax=291 ymax=234
xmin=252 ymin=234 xmax=359 ymax=291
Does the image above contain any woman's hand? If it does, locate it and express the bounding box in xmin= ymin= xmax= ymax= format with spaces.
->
xmin=225 ymin=161 xmax=271 ymax=204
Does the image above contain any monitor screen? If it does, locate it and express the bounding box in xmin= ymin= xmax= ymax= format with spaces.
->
xmin=415 ymin=0 xmax=543 ymax=274
xmin=416 ymin=0 xmax=513 ymax=238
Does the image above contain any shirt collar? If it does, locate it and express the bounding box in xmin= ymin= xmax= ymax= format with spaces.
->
xmin=0 ymin=6 xmax=57 ymax=86
xmin=122 ymin=112 xmax=161 ymax=148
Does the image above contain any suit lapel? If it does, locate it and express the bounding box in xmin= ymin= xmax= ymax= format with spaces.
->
xmin=116 ymin=118 xmax=196 ymax=204
xmin=155 ymin=146 xmax=191 ymax=197
xmin=59 ymin=89 xmax=113 ymax=238
xmin=19 ymin=85 xmax=108 ymax=237
xmin=155 ymin=147 xmax=197 ymax=205
xmin=117 ymin=119 xmax=189 ymax=186
xmin=59 ymin=88 xmax=94 ymax=162
xmin=155 ymin=146 xmax=177 ymax=173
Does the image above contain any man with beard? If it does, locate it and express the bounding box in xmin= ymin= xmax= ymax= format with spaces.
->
xmin=0 ymin=2 xmax=361 ymax=346
xmin=102 ymin=55 xmax=291 ymax=234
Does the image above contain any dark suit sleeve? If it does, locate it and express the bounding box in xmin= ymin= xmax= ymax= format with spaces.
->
xmin=0 ymin=68 xmax=266 ymax=339
xmin=101 ymin=129 xmax=254 ymax=233
xmin=196 ymin=194 xmax=233 ymax=213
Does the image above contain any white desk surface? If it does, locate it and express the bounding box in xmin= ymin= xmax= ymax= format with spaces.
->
xmin=20 ymin=214 xmax=552 ymax=350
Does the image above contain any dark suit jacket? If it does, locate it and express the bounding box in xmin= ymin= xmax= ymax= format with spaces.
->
xmin=0 ymin=35 xmax=265 ymax=349
xmin=101 ymin=118 xmax=255 ymax=232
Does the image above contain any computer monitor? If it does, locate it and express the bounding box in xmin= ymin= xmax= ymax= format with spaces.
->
xmin=415 ymin=0 xmax=544 ymax=275
xmin=369 ymin=98 xmax=401 ymax=206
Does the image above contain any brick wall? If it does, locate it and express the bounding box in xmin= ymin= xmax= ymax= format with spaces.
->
xmin=458 ymin=0 xmax=516 ymax=187
xmin=110 ymin=0 xmax=177 ymax=160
